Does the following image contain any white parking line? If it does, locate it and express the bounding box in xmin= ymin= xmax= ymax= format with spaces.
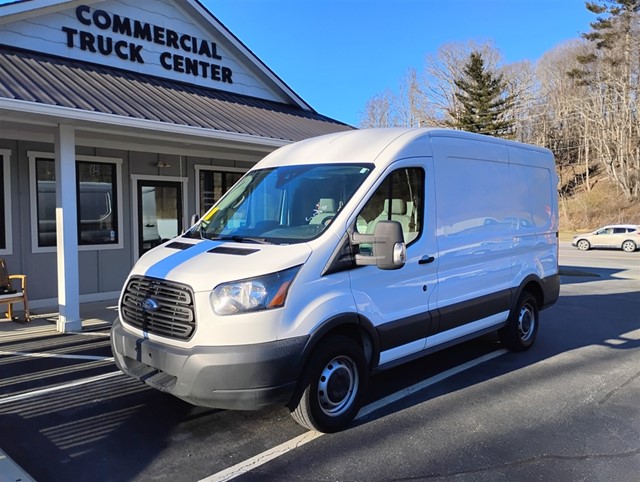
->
xmin=200 ymin=431 xmax=324 ymax=482
xmin=200 ymin=348 xmax=509 ymax=482
xmin=63 ymin=331 xmax=112 ymax=337
xmin=0 ymin=371 xmax=122 ymax=406
xmin=358 ymin=348 xmax=508 ymax=419
xmin=0 ymin=350 xmax=113 ymax=361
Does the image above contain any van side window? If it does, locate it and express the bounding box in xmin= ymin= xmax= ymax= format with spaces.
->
xmin=356 ymin=167 xmax=424 ymax=244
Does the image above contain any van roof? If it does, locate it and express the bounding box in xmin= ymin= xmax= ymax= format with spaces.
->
xmin=256 ymin=127 xmax=553 ymax=169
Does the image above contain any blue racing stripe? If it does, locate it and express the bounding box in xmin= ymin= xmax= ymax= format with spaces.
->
xmin=145 ymin=240 xmax=219 ymax=279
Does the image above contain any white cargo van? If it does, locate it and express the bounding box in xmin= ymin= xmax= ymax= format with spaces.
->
xmin=111 ymin=128 xmax=559 ymax=433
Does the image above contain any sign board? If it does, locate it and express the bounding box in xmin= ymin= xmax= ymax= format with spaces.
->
xmin=0 ymin=0 xmax=285 ymax=102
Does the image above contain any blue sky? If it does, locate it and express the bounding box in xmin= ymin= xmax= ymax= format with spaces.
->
xmin=205 ymin=0 xmax=595 ymax=126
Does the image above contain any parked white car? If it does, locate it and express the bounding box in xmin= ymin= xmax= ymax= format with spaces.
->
xmin=572 ymin=225 xmax=640 ymax=252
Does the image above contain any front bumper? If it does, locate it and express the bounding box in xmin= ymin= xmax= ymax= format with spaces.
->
xmin=110 ymin=317 xmax=308 ymax=410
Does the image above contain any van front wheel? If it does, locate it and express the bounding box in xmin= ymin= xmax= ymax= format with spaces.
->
xmin=499 ymin=291 xmax=539 ymax=352
xmin=290 ymin=335 xmax=368 ymax=433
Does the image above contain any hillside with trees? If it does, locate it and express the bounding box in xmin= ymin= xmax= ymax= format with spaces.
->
xmin=359 ymin=0 xmax=640 ymax=231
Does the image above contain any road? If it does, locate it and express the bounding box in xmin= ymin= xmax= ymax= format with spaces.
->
xmin=0 ymin=244 xmax=639 ymax=481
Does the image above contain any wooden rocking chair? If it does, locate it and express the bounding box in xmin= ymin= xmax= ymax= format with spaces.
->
xmin=0 ymin=258 xmax=30 ymax=322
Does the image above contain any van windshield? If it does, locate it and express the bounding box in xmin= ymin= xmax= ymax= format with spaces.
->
xmin=189 ymin=163 xmax=373 ymax=244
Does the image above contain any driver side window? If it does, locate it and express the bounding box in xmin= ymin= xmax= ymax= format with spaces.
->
xmin=357 ymin=167 xmax=424 ymax=244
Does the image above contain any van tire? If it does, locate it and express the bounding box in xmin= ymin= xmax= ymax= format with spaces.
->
xmin=499 ymin=291 xmax=539 ymax=352
xmin=290 ymin=335 xmax=368 ymax=433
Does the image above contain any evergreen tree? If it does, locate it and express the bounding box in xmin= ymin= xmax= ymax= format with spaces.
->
xmin=569 ymin=0 xmax=640 ymax=82
xmin=448 ymin=51 xmax=514 ymax=137
xmin=583 ymin=0 xmax=639 ymax=50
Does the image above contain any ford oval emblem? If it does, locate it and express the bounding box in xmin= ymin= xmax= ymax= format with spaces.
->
xmin=141 ymin=297 xmax=160 ymax=313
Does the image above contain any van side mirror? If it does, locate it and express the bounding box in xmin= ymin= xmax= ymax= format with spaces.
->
xmin=190 ymin=213 xmax=199 ymax=226
xmin=352 ymin=220 xmax=406 ymax=270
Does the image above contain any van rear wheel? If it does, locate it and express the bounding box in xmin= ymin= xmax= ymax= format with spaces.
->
xmin=290 ymin=335 xmax=368 ymax=433
xmin=499 ymin=291 xmax=539 ymax=352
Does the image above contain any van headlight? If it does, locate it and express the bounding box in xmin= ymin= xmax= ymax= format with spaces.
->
xmin=210 ymin=266 xmax=300 ymax=316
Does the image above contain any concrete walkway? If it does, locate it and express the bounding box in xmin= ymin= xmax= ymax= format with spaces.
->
xmin=0 ymin=299 xmax=119 ymax=341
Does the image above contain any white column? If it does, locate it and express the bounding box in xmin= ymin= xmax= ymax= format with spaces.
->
xmin=55 ymin=124 xmax=81 ymax=333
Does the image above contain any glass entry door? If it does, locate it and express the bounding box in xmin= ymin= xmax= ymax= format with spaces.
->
xmin=136 ymin=179 xmax=183 ymax=256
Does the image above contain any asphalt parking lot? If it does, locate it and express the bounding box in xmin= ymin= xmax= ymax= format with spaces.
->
xmin=1 ymin=244 xmax=639 ymax=481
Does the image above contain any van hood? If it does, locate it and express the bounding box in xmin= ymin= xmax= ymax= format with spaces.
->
xmin=130 ymin=239 xmax=312 ymax=292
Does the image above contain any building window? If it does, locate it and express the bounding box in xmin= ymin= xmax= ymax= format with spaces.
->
xmin=30 ymin=152 xmax=123 ymax=251
xmin=0 ymin=158 xmax=4 ymax=250
xmin=0 ymin=150 xmax=10 ymax=253
xmin=77 ymin=161 xmax=118 ymax=245
xmin=197 ymin=167 xmax=245 ymax=216
xmin=35 ymin=158 xmax=56 ymax=247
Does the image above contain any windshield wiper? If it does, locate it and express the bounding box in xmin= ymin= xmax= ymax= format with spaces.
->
xmin=213 ymin=235 xmax=272 ymax=245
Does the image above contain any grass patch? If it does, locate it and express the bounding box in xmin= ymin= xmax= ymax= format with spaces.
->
xmin=559 ymin=177 xmax=640 ymax=232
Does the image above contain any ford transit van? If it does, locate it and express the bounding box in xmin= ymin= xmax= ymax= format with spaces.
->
xmin=111 ymin=128 xmax=560 ymax=433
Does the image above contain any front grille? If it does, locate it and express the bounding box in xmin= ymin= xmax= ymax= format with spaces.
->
xmin=121 ymin=276 xmax=196 ymax=340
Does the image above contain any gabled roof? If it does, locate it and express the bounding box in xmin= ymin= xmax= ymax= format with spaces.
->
xmin=0 ymin=45 xmax=352 ymax=143
xmin=0 ymin=0 xmax=353 ymax=144
xmin=0 ymin=0 xmax=312 ymax=110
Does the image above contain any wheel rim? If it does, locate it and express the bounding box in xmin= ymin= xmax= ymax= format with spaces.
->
xmin=622 ymin=241 xmax=635 ymax=252
xmin=518 ymin=302 xmax=536 ymax=342
xmin=317 ymin=355 xmax=359 ymax=417
xmin=578 ymin=240 xmax=589 ymax=250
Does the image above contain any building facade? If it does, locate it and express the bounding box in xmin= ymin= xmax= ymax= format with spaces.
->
xmin=0 ymin=0 xmax=351 ymax=330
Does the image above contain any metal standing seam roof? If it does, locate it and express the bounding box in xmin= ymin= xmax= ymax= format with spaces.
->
xmin=0 ymin=45 xmax=353 ymax=142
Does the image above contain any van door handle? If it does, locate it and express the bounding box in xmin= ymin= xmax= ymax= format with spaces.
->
xmin=419 ymin=255 xmax=435 ymax=265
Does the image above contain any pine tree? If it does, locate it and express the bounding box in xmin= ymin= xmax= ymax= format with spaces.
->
xmin=448 ymin=52 xmax=514 ymax=137
xmin=569 ymin=0 xmax=640 ymax=82
xmin=583 ymin=0 xmax=639 ymax=50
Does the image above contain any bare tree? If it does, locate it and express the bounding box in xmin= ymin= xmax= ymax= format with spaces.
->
xmin=395 ymin=68 xmax=426 ymax=127
xmin=359 ymin=89 xmax=397 ymax=128
xmin=535 ymin=41 xmax=591 ymax=179
xmin=501 ymin=60 xmax=537 ymax=141
xmin=570 ymin=0 xmax=640 ymax=200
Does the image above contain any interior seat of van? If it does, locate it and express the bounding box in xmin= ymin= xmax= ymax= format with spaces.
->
xmin=367 ymin=198 xmax=412 ymax=235
xmin=309 ymin=198 xmax=337 ymax=225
